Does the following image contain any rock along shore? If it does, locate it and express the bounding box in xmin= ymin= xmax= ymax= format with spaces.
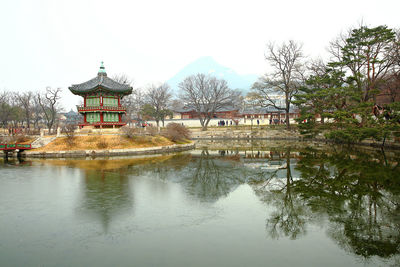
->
xmin=21 ymin=143 xmax=195 ymax=158
xmin=188 ymin=127 xmax=400 ymax=150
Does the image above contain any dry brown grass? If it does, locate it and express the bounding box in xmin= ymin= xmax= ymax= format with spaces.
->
xmin=31 ymin=134 xmax=175 ymax=152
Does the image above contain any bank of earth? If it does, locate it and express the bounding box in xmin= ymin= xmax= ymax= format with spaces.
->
xmin=24 ymin=135 xmax=194 ymax=158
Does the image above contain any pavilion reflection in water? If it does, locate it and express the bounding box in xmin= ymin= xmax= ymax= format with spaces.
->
xmin=77 ymin=167 xmax=133 ymax=233
xmin=74 ymin=155 xmax=191 ymax=232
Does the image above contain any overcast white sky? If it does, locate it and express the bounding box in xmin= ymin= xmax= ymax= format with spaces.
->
xmin=0 ymin=0 xmax=399 ymax=110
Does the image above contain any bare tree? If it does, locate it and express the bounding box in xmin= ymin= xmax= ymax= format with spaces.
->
xmin=16 ymin=91 xmax=34 ymax=130
xmin=112 ymin=73 xmax=134 ymax=85
xmin=0 ymin=91 xmax=23 ymax=127
xmin=37 ymin=87 xmax=62 ymax=134
xmin=252 ymin=40 xmax=304 ymax=129
xmin=0 ymin=91 xmax=14 ymax=128
xmin=144 ymin=83 xmax=172 ymax=127
xmin=0 ymin=91 xmax=7 ymax=105
xmin=170 ymin=99 xmax=184 ymax=112
xmin=62 ymin=124 xmax=76 ymax=145
xmin=32 ymin=95 xmax=43 ymax=130
xmin=385 ymin=72 xmax=400 ymax=102
xmin=9 ymin=96 xmax=24 ymax=128
xmin=122 ymin=88 xmax=146 ymax=122
xmin=307 ymin=58 xmax=328 ymax=77
xmin=244 ymin=92 xmax=261 ymax=130
xmin=179 ymin=73 xmax=241 ymax=131
xmin=112 ymin=74 xmax=147 ymax=124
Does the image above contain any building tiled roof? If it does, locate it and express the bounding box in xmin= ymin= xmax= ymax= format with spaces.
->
xmin=63 ymin=109 xmax=79 ymax=117
xmin=69 ymin=63 xmax=132 ymax=95
xmin=242 ymin=106 xmax=298 ymax=114
xmin=69 ymin=74 xmax=132 ymax=95
xmin=175 ymin=105 xmax=239 ymax=113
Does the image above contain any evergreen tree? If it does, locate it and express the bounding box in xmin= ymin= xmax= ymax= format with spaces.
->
xmin=295 ymin=25 xmax=400 ymax=144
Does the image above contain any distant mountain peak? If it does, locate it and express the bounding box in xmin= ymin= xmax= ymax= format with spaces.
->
xmin=191 ymin=56 xmax=218 ymax=64
xmin=167 ymin=57 xmax=257 ymax=95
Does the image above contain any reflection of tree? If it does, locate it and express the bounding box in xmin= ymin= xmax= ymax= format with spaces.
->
xmin=128 ymin=150 xmax=260 ymax=203
xmin=78 ymin=168 xmax=133 ymax=233
xmin=294 ymin=148 xmax=400 ymax=260
xmin=254 ymin=148 xmax=308 ymax=239
xmin=178 ymin=150 xmax=248 ymax=203
xmin=127 ymin=153 xmax=192 ymax=178
xmin=253 ymin=146 xmax=400 ymax=262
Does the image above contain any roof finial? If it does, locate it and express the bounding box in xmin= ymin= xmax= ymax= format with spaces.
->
xmin=98 ymin=61 xmax=107 ymax=76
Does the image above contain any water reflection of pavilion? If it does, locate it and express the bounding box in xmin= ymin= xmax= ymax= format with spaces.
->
xmin=77 ymin=168 xmax=133 ymax=233
xmin=74 ymin=155 xmax=191 ymax=233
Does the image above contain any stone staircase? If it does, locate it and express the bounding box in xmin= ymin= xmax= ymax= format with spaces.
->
xmin=31 ymin=136 xmax=57 ymax=149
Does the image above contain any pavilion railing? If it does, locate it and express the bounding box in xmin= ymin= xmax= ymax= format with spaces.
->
xmin=76 ymin=105 xmax=126 ymax=112
xmin=78 ymin=122 xmax=127 ymax=127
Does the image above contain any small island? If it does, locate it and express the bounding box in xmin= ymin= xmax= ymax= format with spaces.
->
xmin=23 ymin=128 xmax=194 ymax=158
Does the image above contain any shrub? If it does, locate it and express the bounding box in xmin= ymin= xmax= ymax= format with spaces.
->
xmin=162 ymin=123 xmax=190 ymax=142
xmin=62 ymin=124 xmax=76 ymax=145
xmin=146 ymin=126 xmax=158 ymax=136
xmin=15 ymin=134 xmax=30 ymax=143
xmin=120 ymin=126 xmax=146 ymax=138
xmin=120 ymin=126 xmax=138 ymax=138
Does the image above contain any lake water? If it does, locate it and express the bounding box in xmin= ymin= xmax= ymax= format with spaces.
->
xmin=0 ymin=143 xmax=399 ymax=266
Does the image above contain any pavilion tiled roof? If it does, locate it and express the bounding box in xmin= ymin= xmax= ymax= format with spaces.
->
xmin=69 ymin=63 xmax=133 ymax=95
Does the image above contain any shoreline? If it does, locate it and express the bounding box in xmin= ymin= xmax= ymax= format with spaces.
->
xmin=21 ymin=143 xmax=195 ymax=158
xmin=192 ymin=136 xmax=400 ymax=150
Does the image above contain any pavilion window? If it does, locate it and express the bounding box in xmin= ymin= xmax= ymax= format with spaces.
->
xmin=86 ymin=112 xmax=100 ymax=123
xmin=86 ymin=96 xmax=100 ymax=107
xmin=104 ymin=112 xmax=113 ymax=122
xmin=103 ymin=112 xmax=119 ymax=122
xmin=103 ymin=97 xmax=117 ymax=107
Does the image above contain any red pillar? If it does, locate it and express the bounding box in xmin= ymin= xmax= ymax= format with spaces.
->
xmin=84 ymin=113 xmax=87 ymax=123
xmin=100 ymin=112 xmax=103 ymax=123
xmin=119 ymin=113 xmax=122 ymax=123
xmin=84 ymin=96 xmax=86 ymax=107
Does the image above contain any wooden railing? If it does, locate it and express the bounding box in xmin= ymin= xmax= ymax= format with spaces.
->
xmin=0 ymin=143 xmax=32 ymax=150
xmin=77 ymin=105 xmax=126 ymax=112
xmin=78 ymin=122 xmax=126 ymax=127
